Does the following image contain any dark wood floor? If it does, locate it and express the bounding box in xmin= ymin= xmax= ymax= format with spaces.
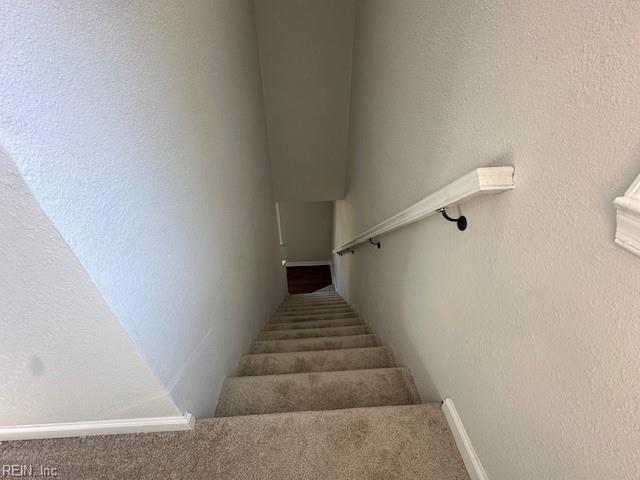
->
xmin=286 ymin=265 xmax=333 ymax=294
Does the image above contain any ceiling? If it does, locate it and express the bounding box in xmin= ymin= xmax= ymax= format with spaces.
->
xmin=254 ymin=0 xmax=355 ymax=202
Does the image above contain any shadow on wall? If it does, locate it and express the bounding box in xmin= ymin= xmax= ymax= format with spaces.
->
xmin=0 ymin=0 xmax=287 ymax=420
xmin=333 ymin=224 xmax=443 ymax=401
xmin=286 ymin=265 xmax=333 ymax=294
xmin=0 ymin=148 xmax=180 ymax=425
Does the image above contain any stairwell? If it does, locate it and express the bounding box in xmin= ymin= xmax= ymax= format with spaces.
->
xmin=2 ymin=291 xmax=469 ymax=479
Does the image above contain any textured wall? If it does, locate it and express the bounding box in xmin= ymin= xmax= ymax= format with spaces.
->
xmin=0 ymin=151 xmax=181 ymax=425
xmin=334 ymin=1 xmax=640 ymax=478
xmin=254 ymin=0 xmax=355 ymax=201
xmin=0 ymin=0 xmax=286 ymax=419
xmin=280 ymin=202 xmax=333 ymax=262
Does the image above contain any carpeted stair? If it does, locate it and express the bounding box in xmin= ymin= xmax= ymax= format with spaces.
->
xmin=1 ymin=290 xmax=469 ymax=479
xmin=211 ymin=290 xmax=469 ymax=478
xmin=249 ymin=333 xmax=380 ymax=353
xmin=236 ymin=345 xmax=396 ymax=375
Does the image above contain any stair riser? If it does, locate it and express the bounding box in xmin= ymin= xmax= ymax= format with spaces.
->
xmin=236 ymin=346 xmax=396 ymax=376
xmin=257 ymin=325 xmax=370 ymax=340
xmin=250 ymin=334 xmax=379 ymax=354
xmin=263 ymin=318 xmax=363 ymax=331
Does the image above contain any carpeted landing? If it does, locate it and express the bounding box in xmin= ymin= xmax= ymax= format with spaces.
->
xmin=1 ymin=291 xmax=469 ymax=479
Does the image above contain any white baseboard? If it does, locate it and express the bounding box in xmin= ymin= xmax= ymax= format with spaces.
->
xmin=0 ymin=413 xmax=195 ymax=441
xmin=285 ymin=261 xmax=331 ymax=267
xmin=442 ymin=398 xmax=489 ymax=480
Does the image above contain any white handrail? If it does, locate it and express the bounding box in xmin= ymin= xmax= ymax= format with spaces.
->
xmin=275 ymin=202 xmax=284 ymax=246
xmin=614 ymin=172 xmax=640 ymax=257
xmin=333 ymin=166 xmax=515 ymax=254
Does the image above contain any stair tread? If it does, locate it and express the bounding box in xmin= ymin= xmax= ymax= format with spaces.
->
xmin=284 ymin=296 xmax=342 ymax=303
xmin=275 ymin=307 xmax=353 ymax=315
xmin=269 ymin=315 xmax=360 ymax=325
xmin=250 ymin=334 xmax=379 ymax=353
xmin=278 ymin=300 xmax=350 ymax=310
xmin=280 ymin=300 xmax=347 ymax=307
xmin=237 ymin=346 xmax=396 ymax=375
xmin=257 ymin=325 xmax=370 ymax=340
xmin=279 ymin=303 xmax=348 ymax=310
xmin=281 ymin=297 xmax=344 ymax=304
xmin=263 ymin=317 xmax=362 ymax=331
xmin=270 ymin=311 xmax=358 ymax=322
xmin=273 ymin=310 xmax=354 ymax=318
xmin=279 ymin=299 xmax=347 ymax=305
xmin=203 ymin=404 xmax=468 ymax=479
xmin=215 ymin=367 xmax=420 ymax=416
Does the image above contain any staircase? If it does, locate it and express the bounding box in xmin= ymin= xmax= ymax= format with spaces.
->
xmin=211 ymin=290 xmax=469 ymax=478
xmin=2 ymin=291 xmax=469 ymax=479
xmin=216 ymin=291 xmax=420 ymax=416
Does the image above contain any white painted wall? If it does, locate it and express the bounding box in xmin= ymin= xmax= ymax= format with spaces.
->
xmin=254 ymin=0 xmax=355 ymax=201
xmin=0 ymin=151 xmax=181 ymax=425
xmin=0 ymin=0 xmax=286 ymax=419
xmin=334 ymin=1 xmax=640 ymax=479
xmin=280 ymin=202 xmax=333 ymax=262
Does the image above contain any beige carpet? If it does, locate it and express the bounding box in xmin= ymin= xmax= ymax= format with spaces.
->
xmin=249 ymin=333 xmax=380 ymax=353
xmin=215 ymin=367 xmax=419 ymax=416
xmin=236 ymin=345 xmax=396 ymax=375
xmin=1 ymin=291 xmax=469 ymax=479
xmin=257 ymin=324 xmax=371 ymax=340
xmin=2 ymin=405 xmax=467 ymax=479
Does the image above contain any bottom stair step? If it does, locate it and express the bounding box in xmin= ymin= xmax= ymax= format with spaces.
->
xmin=237 ymin=346 xmax=397 ymax=376
xmin=203 ymin=404 xmax=468 ymax=479
xmin=1 ymin=406 xmax=469 ymax=480
xmin=215 ymin=367 xmax=420 ymax=416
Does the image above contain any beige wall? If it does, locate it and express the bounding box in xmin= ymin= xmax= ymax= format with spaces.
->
xmin=254 ymin=0 xmax=355 ymax=202
xmin=281 ymin=202 xmax=333 ymax=262
xmin=334 ymin=1 xmax=640 ymax=479
xmin=1 ymin=0 xmax=287 ymax=420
